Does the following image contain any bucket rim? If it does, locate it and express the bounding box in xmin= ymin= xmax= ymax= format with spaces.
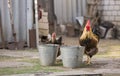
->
xmin=60 ymin=45 xmax=84 ymax=48
xmin=39 ymin=44 xmax=59 ymax=47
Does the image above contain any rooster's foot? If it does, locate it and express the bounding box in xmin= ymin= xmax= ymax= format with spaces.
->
xmin=56 ymin=59 xmax=62 ymax=63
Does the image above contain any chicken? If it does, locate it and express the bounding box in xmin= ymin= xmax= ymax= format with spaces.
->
xmin=48 ymin=32 xmax=62 ymax=57
xmin=40 ymin=32 xmax=62 ymax=57
xmin=38 ymin=5 xmax=42 ymax=20
xmin=50 ymin=32 xmax=62 ymax=44
xmin=79 ymin=20 xmax=100 ymax=64
xmin=40 ymin=34 xmax=51 ymax=43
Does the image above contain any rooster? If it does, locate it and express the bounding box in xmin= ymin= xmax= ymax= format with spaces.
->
xmin=79 ymin=20 xmax=100 ymax=64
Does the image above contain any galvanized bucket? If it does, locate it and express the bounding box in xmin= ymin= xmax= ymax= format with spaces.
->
xmin=38 ymin=44 xmax=59 ymax=66
xmin=60 ymin=45 xmax=84 ymax=68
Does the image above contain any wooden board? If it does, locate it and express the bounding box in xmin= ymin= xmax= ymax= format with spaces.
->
xmin=29 ymin=29 xmax=36 ymax=48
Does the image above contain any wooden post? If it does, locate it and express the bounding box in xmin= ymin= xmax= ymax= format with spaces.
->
xmin=48 ymin=0 xmax=57 ymax=34
xmin=34 ymin=0 xmax=39 ymax=48
xmin=8 ymin=0 xmax=17 ymax=49
xmin=0 ymin=10 xmax=5 ymax=48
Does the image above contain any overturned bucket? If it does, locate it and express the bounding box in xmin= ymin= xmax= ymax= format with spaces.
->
xmin=60 ymin=45 xmax=84 ymax=68
xmin=38 ymin=44 xmax=59 ymax=66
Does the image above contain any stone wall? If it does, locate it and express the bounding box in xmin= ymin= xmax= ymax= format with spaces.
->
xmin=98 ymin=0 xmax=120 ymax=26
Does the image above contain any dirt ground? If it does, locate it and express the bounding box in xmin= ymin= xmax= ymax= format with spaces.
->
xmin=63 ymin=36 xmax=120 ymax=68
xmin=0 ymin=36 xmax=120 ymax=75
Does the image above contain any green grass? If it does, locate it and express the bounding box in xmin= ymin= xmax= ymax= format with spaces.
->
xmin=17 ymin=48 xmax=38 ymax=52
xmin=20 ymin=58 xmax=63 ymax=72
xmin=0 ymin=58 xmax=63 ymax=75
xmin=0 ymin=55 xmax=19 ymax=61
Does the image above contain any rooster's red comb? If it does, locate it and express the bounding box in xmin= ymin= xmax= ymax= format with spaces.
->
xmin=86 ymin=20 xmax=91 ymax=31
xmin=52 ymin=32 xmax=56 ymax=37
xmin=86 ymin=20 xmax=91 ymax=26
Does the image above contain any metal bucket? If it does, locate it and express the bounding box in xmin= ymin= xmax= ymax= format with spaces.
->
xmin=60 ymin=45 xmax=84 ymax=68
xmin=38 ymin=44 xmax=59 ymax=66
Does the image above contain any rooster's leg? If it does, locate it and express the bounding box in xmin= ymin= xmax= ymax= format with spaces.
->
xmin=86 ymin=56 xmax=89 ymax=63
xmin=88 ymin=57 xmax=91 ymax=64
xmin=86 ymin=56 xmax=91 ymax=65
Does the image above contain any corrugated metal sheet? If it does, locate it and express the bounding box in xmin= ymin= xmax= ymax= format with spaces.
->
xmin=0 ymin=0 xmax=87 ymax=42
xmin=54 ymin=0 xmax=87 ymax=24
xmin=0 ymin=0 xmax=33 ymax=43
xmin=0 ymin=0 xmax=12 ymax=42
xmin=18 ymin=0 xmax=27 ymax=41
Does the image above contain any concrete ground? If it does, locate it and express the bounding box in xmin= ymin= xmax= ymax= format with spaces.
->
xmin=0 ymin=36 xmax=120 ymax=76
